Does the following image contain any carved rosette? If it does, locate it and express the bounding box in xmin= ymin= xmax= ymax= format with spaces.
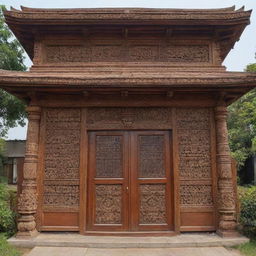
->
xmin=17 ymin=106 xmax=41 ymax=237
xmin=215 ymin=105 xmax=237 ymax=237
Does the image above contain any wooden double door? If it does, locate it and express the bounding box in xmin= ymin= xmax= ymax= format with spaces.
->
xmin=87 ymin=130 xmax=173 ymax=232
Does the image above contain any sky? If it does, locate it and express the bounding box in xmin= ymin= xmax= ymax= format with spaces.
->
xmin=2 ymin=0 xmax=256 ymax=140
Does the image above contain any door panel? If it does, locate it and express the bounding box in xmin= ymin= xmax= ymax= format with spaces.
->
xmin=130 ymin=131 xmax=172 ymax=231
xmin=87 ymin=132 xmax=129 ymax=231
xmin=87 ymin=130 xmax=173 ymax=232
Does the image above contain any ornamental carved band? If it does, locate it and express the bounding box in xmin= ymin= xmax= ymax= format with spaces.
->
xmin=17 ymin=106 xmax=41 ymax=236
xmin=215 ymin=105 xmax=237 ymax=235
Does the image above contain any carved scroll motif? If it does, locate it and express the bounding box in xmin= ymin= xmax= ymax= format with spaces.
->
xmin=95 ymin=184 xmax=122 ymax=224
xmin=45 ymin=43 xmax=210 ymax=63
xmin=87 ymin=107 xmax=172 ymax=130
xmin=43 ymin=109 xmax=81 ymax=208
xmin=180 ymin=185 xmax=213 ymax=206
xmin=140 ymin=184 xmax=167 ymax=224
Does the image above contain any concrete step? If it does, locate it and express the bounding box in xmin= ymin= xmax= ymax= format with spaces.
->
xmin=26 ymin=246 xmax=240 ymax=256
xmin=8 ymin=232 xmax=249 ymax=249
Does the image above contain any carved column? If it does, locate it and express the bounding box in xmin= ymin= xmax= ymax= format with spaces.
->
xmin=17 ymin=106 xmax=41 ymax=237
xmin=215 ymin=104 xmax=238 ymax=237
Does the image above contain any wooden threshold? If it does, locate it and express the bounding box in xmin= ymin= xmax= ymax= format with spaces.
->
xmin=83 ymin=231 xmax=178 ymax=236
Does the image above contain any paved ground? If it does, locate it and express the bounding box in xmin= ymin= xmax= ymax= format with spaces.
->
xmin=27 ymin=246 xmax=240 ymax=256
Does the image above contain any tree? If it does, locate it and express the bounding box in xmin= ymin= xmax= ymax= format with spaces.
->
xmin=0 ymin=5 xmax=26 ymax=137
xmin=228 ymin=63 xmax=256 ymax=169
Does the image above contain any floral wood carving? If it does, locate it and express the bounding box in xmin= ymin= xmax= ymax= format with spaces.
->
xmin=180 ymin=185 xmax=213 ymax=206
xmin=43 ymin=108 xmax=81 ymax=208
xmin=177 ymin=108 xmax=213 ymax=207
xmin=44 ymin=42 xmax=210 ymax=63
xmin=87 ymin=107 xmax=172 ymax=130
xmin=95 ymin=184 xmax=122 ymax=224
xmin=140 ymin=184 xmax=167 ymax=224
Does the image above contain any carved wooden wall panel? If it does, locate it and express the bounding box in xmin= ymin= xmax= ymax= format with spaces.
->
xmin=139 ymin=184 xmax=167 ymax=224
xmin=43 ymin=109 xmax=81 ymax=210
xmin=96 ymin=135 xmax=123 ymax=178
xmin=44 ymin=41 xmax=210 ymax=64
xmin=176 ymin=108 xmax=213 ymax=207
xmin=95 ymin=184 xmax=122 ymax=224
xmin=87 ymin=107 xmax=172 ymax=130
xmin=180 ymin=184 xmax=213 ymax=206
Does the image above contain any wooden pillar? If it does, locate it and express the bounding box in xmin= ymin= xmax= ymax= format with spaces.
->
xmin=215 ymin=104 xmax=238 ymax=237
xmin=17 ymin=106 xmax=41 ymax=237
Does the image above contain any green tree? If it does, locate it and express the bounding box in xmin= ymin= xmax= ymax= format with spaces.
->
xmin=228 ymin=63 xmax=256 ymax=170
xmin=0 ymin=5 xmax=26 ymax=137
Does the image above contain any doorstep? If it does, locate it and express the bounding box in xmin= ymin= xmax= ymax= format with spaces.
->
xmin=26 ymin=246 xmax=240 ymax=256
xmin=8 ymin=232 xmax=249 ymax=249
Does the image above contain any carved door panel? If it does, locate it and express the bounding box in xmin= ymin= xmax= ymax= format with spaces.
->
xmin=130 ymin=131 xmax=173 ymax=231
xmin=87 ymin=132 xmax=129 ymax=231
xmin=87 ymin=131 xmax=173 ymax=232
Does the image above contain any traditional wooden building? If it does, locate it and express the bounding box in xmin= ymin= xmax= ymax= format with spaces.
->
xmin=1 ymin=6 xmax=256 ymax=238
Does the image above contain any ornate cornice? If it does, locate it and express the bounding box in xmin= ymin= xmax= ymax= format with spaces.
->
xmin=0 ymin=69 xmax=256 ymax=89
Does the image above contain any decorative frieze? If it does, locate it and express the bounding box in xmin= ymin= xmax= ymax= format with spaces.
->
xmin=44 ymin=43 xmax=210 ymax=63
xmin=87 ymin=107 xmax=172 ymax=130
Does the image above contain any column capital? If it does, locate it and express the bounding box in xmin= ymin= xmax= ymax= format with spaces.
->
xmin=26 ymin=106 xmax=41 ymax=120
xmin=215 ymin=105 xmax=228 ymax=120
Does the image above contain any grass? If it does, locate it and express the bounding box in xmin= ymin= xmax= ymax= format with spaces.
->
xmin=235 ymin=240 xmax=256 ymax=256
xmin=0 ymin=233 xmax=21 ymax=256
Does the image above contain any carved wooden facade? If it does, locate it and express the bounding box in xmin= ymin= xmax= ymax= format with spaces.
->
xmin=1 ymin=6 xmax=256 ymax=237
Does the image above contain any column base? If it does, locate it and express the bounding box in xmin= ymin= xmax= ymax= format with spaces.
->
xmin=216 ymin=229 xmax=241 ymax=238
xmin=16 ymin=229 xmax=38 ymax=238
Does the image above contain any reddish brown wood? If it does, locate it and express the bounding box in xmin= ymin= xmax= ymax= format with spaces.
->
xmin=87 ymin=131 xmax=173 ymax=232
xmin=1 ymin=7 xmax=253 ymax=237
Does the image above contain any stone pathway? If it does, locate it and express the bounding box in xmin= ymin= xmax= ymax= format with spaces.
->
xmin=27 ymin=246 xmax=239 ymax=256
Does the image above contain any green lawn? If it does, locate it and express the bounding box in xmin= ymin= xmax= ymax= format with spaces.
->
xmin=0 ymin=234 xmax=21 ymax=256
xmin=235 ymin=240 xmax=256 ymax=256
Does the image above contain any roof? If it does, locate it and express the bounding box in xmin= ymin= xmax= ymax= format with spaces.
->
xmin=4 ymin=140 xmax=26 ymax=158
xmin=3 ymin=6 xmax=252 ymax=60
xmin=1 ymin=69 xmax=256 ymax=89
xmin=4 ymin=6 xmax=251 ymax=24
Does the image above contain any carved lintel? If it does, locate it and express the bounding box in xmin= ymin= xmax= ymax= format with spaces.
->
xmin=166 ymin=28 xmax=173 ymax=40
xmin=121 ymin=90 xmax=129 ymax=97
xmin=82 ymin=90 xmax=90 ymax=98
xmin=166 ymin=91 xmax=174 ymax=98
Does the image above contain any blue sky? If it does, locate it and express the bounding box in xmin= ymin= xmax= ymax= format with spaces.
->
xmin=2 ymin=0 xmax=256 ymax=139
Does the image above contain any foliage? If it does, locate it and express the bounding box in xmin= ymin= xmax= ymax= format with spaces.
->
xmin=238 ymin=186 xmax=256 ymax=238
xmin=227 ymin=63 xmax=256 ymax=169
xmin=0 ymin=5 xmax=27 ymax=137
xmin=0 ymin=183 xmax=16 ymax=237
xmin=234 ymin=240 xmax=256 ymax=256
xmin=0 ymin=234 xmax=20 ymax=256
xmin=0 ymin=139 xmax=5 ymax=177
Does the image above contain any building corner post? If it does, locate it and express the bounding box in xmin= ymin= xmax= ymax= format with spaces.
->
xmin=215 ymin=104 xmax=238 ymax=237
xmin=16 ymin=106 xmax=41 ymax=237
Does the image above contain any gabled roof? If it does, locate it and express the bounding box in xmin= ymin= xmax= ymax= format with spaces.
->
xmin=4 ymin=6 xmax=252 ymax=60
